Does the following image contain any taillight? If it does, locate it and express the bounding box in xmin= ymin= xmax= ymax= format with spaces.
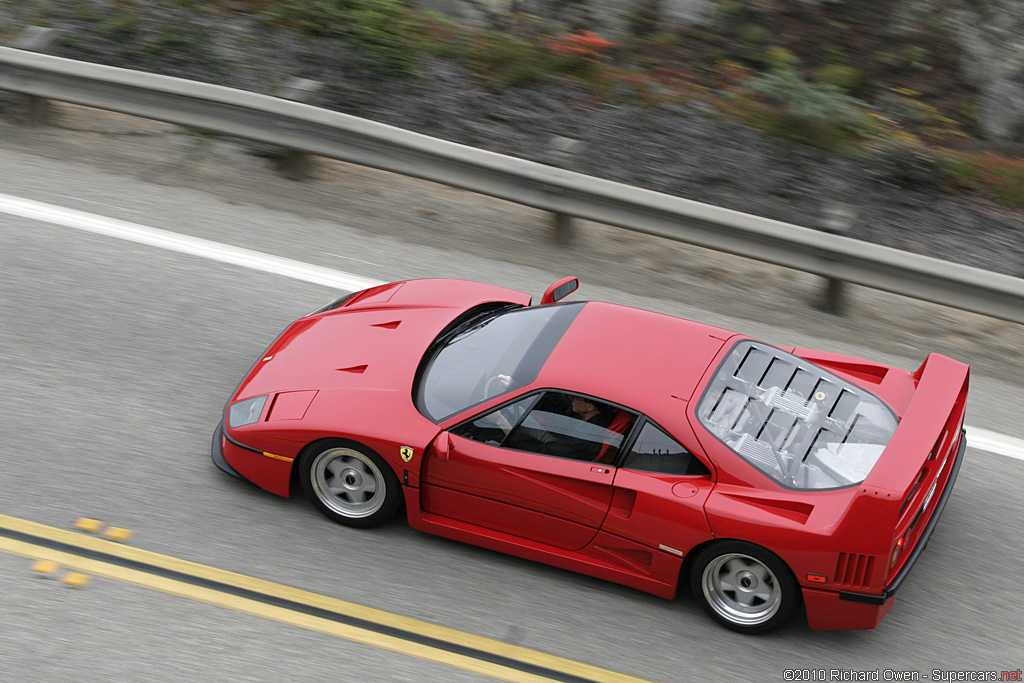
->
xmin=890 ymin=536 xmax=906 ymax=568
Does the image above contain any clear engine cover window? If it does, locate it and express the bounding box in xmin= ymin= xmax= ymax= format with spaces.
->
xmin=696 ymin=341 xmax=898 ymax=490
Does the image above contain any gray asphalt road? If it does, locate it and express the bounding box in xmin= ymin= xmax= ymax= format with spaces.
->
xmin=1 ymin=132 xmax=1023 ymax=682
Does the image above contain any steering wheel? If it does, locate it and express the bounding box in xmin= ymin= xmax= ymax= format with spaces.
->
xmin=484 ymin=374 xmax=511 ymax=398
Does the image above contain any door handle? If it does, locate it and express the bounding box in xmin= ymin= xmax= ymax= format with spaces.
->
xmin=591 ymin=466 xmax=610 ymax=474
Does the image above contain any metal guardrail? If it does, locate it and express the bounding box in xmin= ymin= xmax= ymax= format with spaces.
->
xmin=2 ymin=45 xmax=1024 ymax=324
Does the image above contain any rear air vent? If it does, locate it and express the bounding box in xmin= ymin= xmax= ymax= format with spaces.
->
xmin=900 ymin=470 xmax=926 ymax=517
xmin=835 ymin=552 xmax=875 ymax=588
xmin=372 ymin=320 xmax=402 ymax=329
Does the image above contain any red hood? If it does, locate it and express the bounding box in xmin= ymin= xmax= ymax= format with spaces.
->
xmin=234 ymin=279 xmax=532 ymax=401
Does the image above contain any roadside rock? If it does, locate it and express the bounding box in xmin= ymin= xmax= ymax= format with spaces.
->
xmin=945 ymin=1 xmax=1024 ymax=141
xmin=412 ymin=0 xmax=1024 ymax=142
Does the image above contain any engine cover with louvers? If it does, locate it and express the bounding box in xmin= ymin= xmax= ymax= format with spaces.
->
xmin=696 ymin=341 xmax=899 ymax=490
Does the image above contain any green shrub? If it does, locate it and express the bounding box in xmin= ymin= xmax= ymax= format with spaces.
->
xmin=717 ymin=1 xmax=743 ymax=19
xmin=465 ymin=25 xmax=618 ymax=88
xmin=715 ymin=59 xmax=753 ymax=86
xmin=265 ymin=0 xmax=418 ymax=75
xmin=465 ymin=32 xmax=551 ymax=86
xmin=924 ymin=14 xmax=950 ymax=32
xmin=737 ymin=24 xmax=770 ymax=64
xmin=146 ymin=28 xmax=203 ymax=56
xmin=813 ymin=64 xmax=865 ymax=95
xmin=900 ymin=45 xmax=932 ymax=69
xmin=943 ymin=152 xmax=1024 ymax=209
xmin=868 ymin=141 xmax=945 ymax=190
xmin=875 ymin=44 xmax=934 ymax=72
xmin=877 ymin=88 xmax=966 ymax=143
xmin=765 ymin=46 xmax=798 ymax=70
xmin=101 ymin=10 xmax=140 ymax=41
xmin=734 ymin=66 xmax=874 ymax=150
xmin=627 ymin=1 xmax=660 ymax=38
xmin=68 ymin=0 xmax=103 ymax=22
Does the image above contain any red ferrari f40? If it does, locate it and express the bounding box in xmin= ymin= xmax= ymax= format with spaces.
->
xmin=213 ymin=277 xmax=968 ymax=634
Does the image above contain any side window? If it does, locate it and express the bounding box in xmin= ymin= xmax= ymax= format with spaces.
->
xmin=622 ymin=422 xmax=710 ymax=475
xmin=452 ymin=395 xmax=539 ymax=446
xmin=505 ymin=392 xmax=634 ymax=463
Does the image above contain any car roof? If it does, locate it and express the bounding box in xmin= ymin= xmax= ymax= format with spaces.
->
xmin=535 ymin=302 xmax=735 ymax=422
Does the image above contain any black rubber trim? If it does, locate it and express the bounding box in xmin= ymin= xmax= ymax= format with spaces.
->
xmin=0 ymin=525 xmax=607 ymax=683
xmin=222 ymin=427 xmax=264 ymax=455
xmin=210 ymin=421 xmax=245 ymax=480
xmin=840 ymin=429 xmax=966 ymax=605
xmin=838 ymin=590 xmax=888 ymax=606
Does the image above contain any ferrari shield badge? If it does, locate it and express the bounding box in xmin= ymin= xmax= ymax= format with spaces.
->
xmin=400 ymin=447 xmax=414 ymax=463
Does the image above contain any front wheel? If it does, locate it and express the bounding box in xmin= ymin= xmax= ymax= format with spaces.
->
xmin=689 ymin=541 xmax=801 ymax=634
xmin=298 ymin=441 xmax=402 ymax=528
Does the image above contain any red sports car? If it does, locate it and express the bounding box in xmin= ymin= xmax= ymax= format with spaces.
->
xmin=212 ymin=277 xmax=969 ymax=634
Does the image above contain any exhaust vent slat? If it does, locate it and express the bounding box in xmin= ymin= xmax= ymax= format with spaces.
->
xmin=835 ymin=552 xmax=876 ymax=588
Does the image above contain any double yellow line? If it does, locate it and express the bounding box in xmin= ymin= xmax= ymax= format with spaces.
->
xmin=0 ymin=514 xmax=655 ymax=683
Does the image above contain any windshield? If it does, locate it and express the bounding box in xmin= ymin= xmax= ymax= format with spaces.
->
xmin=696 ymin=340 xmax=898 ymax=490
xmin=416 ymin=303 xmax=583 ymax=422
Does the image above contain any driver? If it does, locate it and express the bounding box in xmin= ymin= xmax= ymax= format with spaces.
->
xmin=541 ymin=394 xmax=615 ymax=460
xmin=569 ymin=395 xmax=612 ymax=427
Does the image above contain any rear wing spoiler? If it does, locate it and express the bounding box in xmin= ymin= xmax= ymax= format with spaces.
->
xmin=864 ymin=353 xmax=969 ymax=493
xmin=840 ymin=353 xmax=969 ymax=601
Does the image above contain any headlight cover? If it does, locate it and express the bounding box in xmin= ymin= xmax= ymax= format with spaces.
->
xmin=228 ymin=395 xmax=269 ymax=428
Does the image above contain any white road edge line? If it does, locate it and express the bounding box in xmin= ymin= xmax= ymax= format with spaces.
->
xmin=3 ymin=192 xmax=1023 ymax=463
xmin=963 ymin=427 xmax=1024 ymax=462
xmin=0 ymin=193 xmax=382 ymax=292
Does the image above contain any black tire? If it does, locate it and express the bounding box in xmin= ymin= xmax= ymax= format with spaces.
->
xmin=689 ymin=540 xmax=801 ymax=635
xmin=298 ymin=440 xmax=402 ymax=528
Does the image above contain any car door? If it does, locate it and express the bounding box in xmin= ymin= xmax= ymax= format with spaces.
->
xmin=420 ymin=391 xmax=626 ymax=551
xmin=601 ymin=420 xmax=716 ymax=556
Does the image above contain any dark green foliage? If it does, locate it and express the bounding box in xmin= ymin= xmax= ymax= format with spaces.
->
xmin=741 ymin=66 xmax=874 ymax=149
xmin=264 ymin=0 xmax=417 ymax=75
xmin=868 ymin=141 xmax=944 ymax=190
xmin=101 ymin=9 xmax=140 ymax=41
xmin=737 ymin=23 xmax=770 ymax=64
xmin=627 ymin=0 xmax=660 ymax=38
xmin=813 ymin=64 xmax=866 ymax=95
xmin=465 ymin=32 xmax=551 ymax=86
xmin=944 ymin=152 xmax=1024 ymax=209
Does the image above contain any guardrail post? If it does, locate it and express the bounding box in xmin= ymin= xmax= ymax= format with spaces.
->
xmin=547 ymin=136 xmax=584 ymax=244
xmin=13 ymin=27 xmax=60 ymax=125
xmin=819 ymin=202 xmax=859 ymax=315
xmin=274 ymin=78 xmax=323 ymax=180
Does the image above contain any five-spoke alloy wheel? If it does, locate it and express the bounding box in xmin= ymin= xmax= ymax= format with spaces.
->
xmin=299 ymin=441 xmax=402 ymax=528
xmin=689 ymin=540 xmax=800 ymax=634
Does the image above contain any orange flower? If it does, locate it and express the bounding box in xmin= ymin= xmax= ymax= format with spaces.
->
xmin=545 ymin=30 xmax=616 ymax=63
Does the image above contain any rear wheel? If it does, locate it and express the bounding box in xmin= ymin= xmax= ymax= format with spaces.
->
xmin=298 ymin=441 xmax=401 ymax=528
xmin=689 ymin=541 xmax=800 ymax=634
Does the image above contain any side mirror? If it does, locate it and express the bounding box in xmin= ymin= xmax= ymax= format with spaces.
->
xmin=435 ymin=431 xmax=452 ymax=461
xmin=540 ymin=277 xmax=579 ymax=305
